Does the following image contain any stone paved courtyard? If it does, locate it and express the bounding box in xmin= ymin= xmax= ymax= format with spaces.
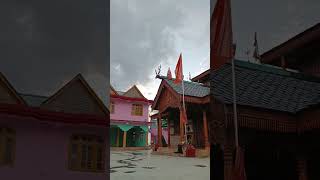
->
xmin=110 ymin=150 xmax=210 ymax=180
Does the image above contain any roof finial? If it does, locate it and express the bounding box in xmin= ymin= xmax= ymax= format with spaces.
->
xmin=155 ymin=64 xmax=162 ymax=78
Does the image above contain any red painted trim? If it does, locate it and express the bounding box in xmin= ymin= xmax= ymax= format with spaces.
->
xmin=0 ymin=103 xmax=108 ymax=126
xmin=111 ymin=94 xmax=153 ymax=104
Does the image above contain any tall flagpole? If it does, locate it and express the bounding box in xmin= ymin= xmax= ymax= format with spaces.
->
xmin=231 ymin=57 xmax=239 ymax=147
xmin=182 ymin=76 xmax=187 ymax=144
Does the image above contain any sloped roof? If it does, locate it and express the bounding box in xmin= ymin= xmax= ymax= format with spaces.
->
xmin=123 ymin=85 xmax=147 ymax=99
xmin=19 ymin=94 xmax=48 ymax=107
xmin=261 ymin=23 xmax=320 ymax=63
xmin=41 ymin=74 xmax=109 ymax=115
xmin=160 ymin=76 xmax=210 ymax=98
xmin=0 ymin=72 xmax=27 ymax=105
xmin=110 ymin=84 xmax=151 ymax=103
xmin=211 ymin=60 xmax=320 ymax=113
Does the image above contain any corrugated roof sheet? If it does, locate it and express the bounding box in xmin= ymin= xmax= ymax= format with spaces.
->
xmin=211 ymin=60 xmax=320 ymax=113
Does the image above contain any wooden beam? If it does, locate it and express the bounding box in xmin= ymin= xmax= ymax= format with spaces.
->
xmin=203 ymin=110 xmax=210 ymax=149
xmin=158 ymin=113 xmax=163 ymax=147
xmin=168 ymin=117 xmax=171 ymax=147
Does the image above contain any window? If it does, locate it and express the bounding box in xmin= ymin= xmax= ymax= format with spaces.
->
xmin=110 ymin=101 xmax=115 ymax=114
xmin=68 ymin=135 xmax=105 ymax=172
xmin=131 ymin=104 xmax=143 ymax=116
xmin=0 ymin=128 xmax=15 ymax=166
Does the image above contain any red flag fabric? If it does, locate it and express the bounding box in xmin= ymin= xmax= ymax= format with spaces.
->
xmin=174 ymin=54 xmax=183 ymax=84
xmin=210 ymin=0 xmax=234 ymax=70
xmin=180 ymin=107 xmax=187 ymax=124
xmin=167 ymin=68 xmax=172 ymax=80
xmin=233 ymin=147 xmax=247 ymax=180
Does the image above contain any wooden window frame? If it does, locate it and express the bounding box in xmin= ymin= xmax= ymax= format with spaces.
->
xmin=68 ymin=134 xmax=105 ymax=172
xmin=131 ymin=104 xmax=143 ymax=116
xmin=0 ymin=127 xmax=15 ymax=167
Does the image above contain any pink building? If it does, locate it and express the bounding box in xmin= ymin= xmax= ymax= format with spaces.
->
xmin=110 ymin=85 xmax=152 ymax=148
xmin=0 ymin=72 xmax=109 ymax=180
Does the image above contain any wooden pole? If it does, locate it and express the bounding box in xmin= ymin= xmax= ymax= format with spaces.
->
xmin=168 ymin=117 xmax=171 ymax=147
xmin=158 ymin=114 xmax=163 ymax=147
xmin=231 ymin=58 xmax=239 ymax=147
xmin=145 ymin=130 xmax=148 ymax=146
xmin=203 ymin=110 xmax=209 ymax=149
xmin=116 ymin=128 xmax=120 ymax=147
xmin=123 ymin=131 xmax=127 ymax=147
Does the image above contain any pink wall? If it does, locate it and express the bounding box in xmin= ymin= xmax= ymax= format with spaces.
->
xmin=110 ymin=98 xmax=149 ymax=122
xmin=0 ymin=114 xmax=108 ymax=180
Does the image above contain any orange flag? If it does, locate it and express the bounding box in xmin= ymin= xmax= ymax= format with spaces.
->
xmin=174 ymin=54 xmax=183 ymax=84
xmin=233 ymin=147 xmax=247 ymax=180
xmin=180 ymin=107 xmax=187 ymax=124
xmin=211 ymin=0 xmax=234 ymax=70
xmin=167 ymin=68 xmax=172 ymax=80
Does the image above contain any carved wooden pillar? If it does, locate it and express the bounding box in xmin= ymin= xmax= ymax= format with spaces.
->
xmin=168 ymin=117 xmax=171 ymax=147
xmin=296 ymin=156 xmax=308 ymax=180
xmin=123 ymin=131 xmax=127 ymax=147
xmin=158 ymin=113 xmax=163 ymax=147
xmin=203 ymin=110 xmax=210 ymax=149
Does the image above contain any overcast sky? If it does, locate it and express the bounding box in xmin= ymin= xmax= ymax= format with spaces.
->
xmin=0 ymin=0 xmax=109 ymax=105
xmin=111 ymin=0 xmax=320 ymax=100
xmin=111 ymin=0 xmax=210 ymax=100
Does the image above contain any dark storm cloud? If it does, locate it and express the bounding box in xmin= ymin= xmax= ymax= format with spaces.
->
xmin=111 ymin=0 xmax=319 ymax=98
xmin=0 ymin=0 xmax=109 ymax=104
xmin=212 ymin=0 xmax=320 ymax=60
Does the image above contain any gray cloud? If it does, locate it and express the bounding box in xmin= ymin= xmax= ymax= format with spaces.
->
xmin=0 ymin=0 xmax=109 ymax=105
xmin=228 ymin=0 xmax=320 ymax=60
xmin=110 ymin=0 xmax=209 ymax=95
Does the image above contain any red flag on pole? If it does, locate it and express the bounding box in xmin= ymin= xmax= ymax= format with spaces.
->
xmin=180 ymin=107 xmax=187 ymax=124
xmin=167 ymin=68 xmax=172 ymax=80
xmin=174 ymin=54 xmax=183 ymax=84
xmin=210 ymin=0 xmax=234 ymax=70
xmin=233 ymin=147 xmax=247 ymax=180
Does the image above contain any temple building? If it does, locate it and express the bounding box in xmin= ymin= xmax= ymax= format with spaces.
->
xmin=151 ymin=74 xmax=210 ymax=156
xmin=210 ymin=23 xmax=320 ymax=180
xmin=110 ymin=85 xmax=152 ymax=149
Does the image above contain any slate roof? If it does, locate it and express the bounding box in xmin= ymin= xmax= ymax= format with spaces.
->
xmin=19 ymin=94 xmax=48 ymax=107
xmin=159 ymin=76 xmax=210 ymax=98
xmin=211 ymin=60 xmax=320 ymax=113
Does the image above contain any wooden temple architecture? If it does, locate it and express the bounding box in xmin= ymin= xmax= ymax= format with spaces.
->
xmin=210 ymin=23 xmax=320 ymax=180
xmin=152 ymin=74 xmax=210 ymax=155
